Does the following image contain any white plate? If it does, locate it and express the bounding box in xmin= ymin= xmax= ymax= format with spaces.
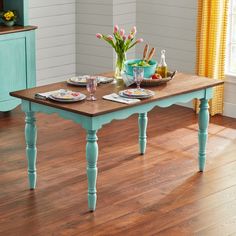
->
xmin=67 ymin=76 xmax=101 ymax=86
xmin=48 ymin=93 xmax=86 ymax=103
xmin=119 ymin=90 xmax=154 ymax=99
xmin=98 ymin=76 xmax=114 ymax=84
xmin=121 ymin=88 xmax=155 ymax=98
xmin=70 ymin=76 xmax=87 ymax=83
xmin=67 ymin=78 xmax=87 ymax=86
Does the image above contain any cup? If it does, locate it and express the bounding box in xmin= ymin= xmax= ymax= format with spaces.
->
xmin=133 ymin=67 xmax=144 ymax=89
xmin=86 ymin=76 xmax=97 ymax=101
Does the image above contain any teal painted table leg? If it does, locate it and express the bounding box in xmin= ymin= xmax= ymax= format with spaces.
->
xmin=25 ymin=111 xmax=37 ymax=189
xmin=198 ymin=99 xmax=209 ymax=172
xmin=86 ymin=130 xmax=98 ymax=211
xmin=139 ymin=113 xmax=148 ymax=155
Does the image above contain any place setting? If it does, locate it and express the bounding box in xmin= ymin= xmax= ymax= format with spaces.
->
xmin=66 ymin=75 xmax=114 ymax=87
xmin=35 ymin=75 xmax=100 ymax=103
xmin=103 ymin=67 xmax=155 ymax=104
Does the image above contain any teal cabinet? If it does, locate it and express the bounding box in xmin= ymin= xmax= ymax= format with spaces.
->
xmin=0 ymin=29 xmax=36 ymax=111
xmin=0 ymin=0 xmax=37 ymax=111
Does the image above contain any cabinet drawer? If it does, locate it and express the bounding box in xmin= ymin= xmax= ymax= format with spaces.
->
xmin=0 ymin=37 xmax=27 ymax=101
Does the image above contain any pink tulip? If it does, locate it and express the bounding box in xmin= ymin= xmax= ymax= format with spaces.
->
xmin=96 ymin=33 xmax=102 ymax=39
xmin=131 ymin=26 xmax=137 ymax=35
xmin=128 ymin=34 xmax=134 ymax=40
xmin=137 ymin=38 xmax=143 ymax=43
xmin=123 ymin=35 xmax=127 ymax=41
xmin=120 ymin=28 xmax=125 ymax=37
xmin=114 ymin=25 xmax=119 ymax=33
xmin=107 ymin=35 xmax=113 ymax=41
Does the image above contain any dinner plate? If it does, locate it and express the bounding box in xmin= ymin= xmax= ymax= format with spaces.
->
xmin=67 ymin=78 xmax=87 ymax=86
xmin=49 ymin=90 xmax=86 ymax=102
xmin=49 ymin=93 xmax=86 ymax=103
xmin=119 ymin=90 xmax=154 ymax=99
xmin=67 ymin=76 xmax=101 ymax=86
xmin=122 ymin=88 xmax=155 ymax=98
xmin=98 ymin=76 xmax=114 ymax=84
xmin=70 ymin=76 xmax=87 ymax=83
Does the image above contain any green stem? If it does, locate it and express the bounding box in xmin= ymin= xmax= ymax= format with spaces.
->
xmin=115 ymin=52 xmax=126 ymax=79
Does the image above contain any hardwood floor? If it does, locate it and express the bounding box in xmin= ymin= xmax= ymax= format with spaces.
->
xmin=0 ymin=105 xmax=236 ymax=236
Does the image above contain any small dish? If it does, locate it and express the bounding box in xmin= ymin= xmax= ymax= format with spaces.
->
xmin=119 ymin=89 xmax=155 ymax=99
xmin=67 ymin=76 xmax=101 ymax=87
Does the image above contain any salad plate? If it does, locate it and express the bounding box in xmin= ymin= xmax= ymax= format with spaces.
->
xmin=49 ymin=90 xmax=86 ymax=102
xmin=67 ymin=76 xmax=114 ymax=86
xmin=98 ymin=76 xmax=114 ymax=84
xmin=119 ymin=88 xmax=155 ymax=99
xmin=67 ymin=76 xmax=100 ymax=86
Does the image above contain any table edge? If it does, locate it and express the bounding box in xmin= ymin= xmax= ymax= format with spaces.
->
xmin=10 ymin=81 xmax=223 ymax=117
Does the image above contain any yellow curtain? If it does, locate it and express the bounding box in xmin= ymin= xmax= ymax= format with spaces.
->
xmin=194 ymin=0 xmax=229 ymax=116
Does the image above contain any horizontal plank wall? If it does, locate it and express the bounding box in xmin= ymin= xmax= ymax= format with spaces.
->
xmin=136 ymin=0 xmax=197 ymax=73
xmin=113 ymin=0 xmax=136 ymax=61
xmin=76 ymin=0 xmax=113 ymax=74
xmin=76 ymin=0 xmax=136 ymax=75
xmin=29 ymin=0 xmax=76 ymax=86
xmin=136 ymin=0 xmax=197 ymax=108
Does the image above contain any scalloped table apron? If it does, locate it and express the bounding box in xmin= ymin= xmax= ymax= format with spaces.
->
xmin=10 ymin=72 xmax=223 ymax=211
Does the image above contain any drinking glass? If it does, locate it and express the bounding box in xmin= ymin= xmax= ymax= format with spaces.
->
xmin=133 ymin=67 xmax=144 ymax=89
xmin=86 ymin=76 xmax=97 ymax=101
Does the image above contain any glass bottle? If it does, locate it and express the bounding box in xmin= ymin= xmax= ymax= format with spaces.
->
xmin=157 ymin=50 xmax=168 ymax=78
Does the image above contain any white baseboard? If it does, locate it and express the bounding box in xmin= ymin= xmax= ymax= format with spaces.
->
xmin=223 ymin=102 xmax=236 ymax=118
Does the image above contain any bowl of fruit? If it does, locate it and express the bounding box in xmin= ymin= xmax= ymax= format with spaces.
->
xmin=140 ymin=71 xmax=176 ymax=87
xmin=125 ymin=59 xmax=157 ymax=78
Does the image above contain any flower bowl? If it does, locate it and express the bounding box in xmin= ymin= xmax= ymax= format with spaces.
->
xmin=125 ymin=59 xmax=157 ymax=78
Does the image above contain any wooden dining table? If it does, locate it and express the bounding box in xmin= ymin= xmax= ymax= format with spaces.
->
xmin=10 ymin=72 xmax=223 ymax=211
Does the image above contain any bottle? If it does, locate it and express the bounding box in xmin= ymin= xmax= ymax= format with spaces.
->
xmin=157 ymin=50 xmax=168 ymax=78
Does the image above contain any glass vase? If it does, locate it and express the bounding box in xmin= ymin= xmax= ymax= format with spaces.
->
xmin=114 ymin=52 xmax=126 ymax=79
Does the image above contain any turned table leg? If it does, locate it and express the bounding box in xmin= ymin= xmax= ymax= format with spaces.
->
xmin=25 ymin=111 xmax=37 ymax=189
xmin=198 ymin=98 xmax=209 ymax=172
xmin=139 ymin=113 xmax=148 ymax=155
xmin=86 ymin=130 xmax=98 ymax=211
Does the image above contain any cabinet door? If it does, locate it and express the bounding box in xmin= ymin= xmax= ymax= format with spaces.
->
xmin=0 ymin=37 xmax=27 ymax=101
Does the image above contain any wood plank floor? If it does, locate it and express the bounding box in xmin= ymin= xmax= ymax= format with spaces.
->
xmin=0 ymin=105 xmax=236 ymax=236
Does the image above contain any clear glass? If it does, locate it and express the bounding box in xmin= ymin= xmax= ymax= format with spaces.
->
xmin=133 ymin=67 xmax=144 ymax=89
xmin=114 ymin=52 xmax=126 ymax=79
xmin=86 ymin=76 xmax=97 ymax=101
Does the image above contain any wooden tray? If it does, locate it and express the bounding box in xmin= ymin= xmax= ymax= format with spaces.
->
xmin=141 ymin=71 xmax=175 ymax=87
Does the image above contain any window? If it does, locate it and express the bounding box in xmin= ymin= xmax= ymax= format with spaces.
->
xmin=226 ymin=0 xmax=236 ymax=75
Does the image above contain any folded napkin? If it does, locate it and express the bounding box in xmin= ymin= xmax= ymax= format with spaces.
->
xmin=35 ymin=90 xmax=62 ymax=100
xmin=103 ymin=93 xmax=140 ymax=104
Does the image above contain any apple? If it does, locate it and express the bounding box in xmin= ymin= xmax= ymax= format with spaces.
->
xmin=152 ymin=73 xmax=162 ymax=80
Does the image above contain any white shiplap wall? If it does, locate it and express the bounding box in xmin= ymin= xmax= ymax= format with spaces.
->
xmin=136 ymin=0 xmax=197 ymax=73
xmin=29 ymin=0 xmax=76 ymax=86
xmin=136 ymin=0 xmax=236 ymax=118
xmin=76 ymin=0 xmax=136 ymax=75
xmin=113 ymin=0 xmax=136 ymax=61
xmin=76 ymin=0 xmax=113 ymax=74
xmin=136 ymin=0 xmax=197 ymax=108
